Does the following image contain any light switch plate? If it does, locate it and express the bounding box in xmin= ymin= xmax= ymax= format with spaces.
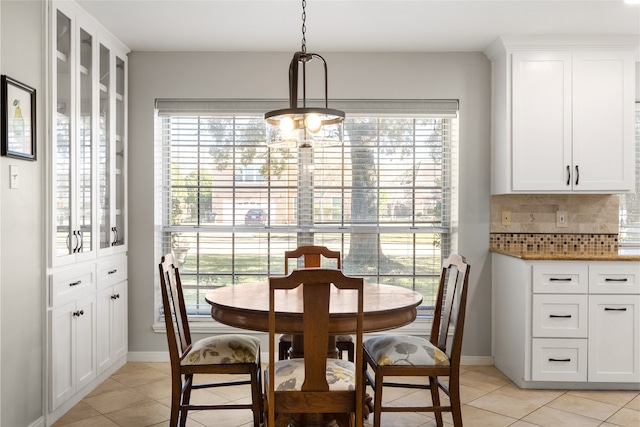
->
xmin=501 ymin=210 xmax=511 ymax=226
xmin=556 ymin=211 xmax=568 ymax=228
xmin=9 ymin=165 xmax=18 ymax=189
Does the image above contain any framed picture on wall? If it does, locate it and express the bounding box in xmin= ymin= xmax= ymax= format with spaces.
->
xmin=1 ymin=75 xmax=36 ymax=161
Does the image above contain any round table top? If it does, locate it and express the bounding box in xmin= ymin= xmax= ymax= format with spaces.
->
xmin=205 ymin=282 xmax=423 ymax=334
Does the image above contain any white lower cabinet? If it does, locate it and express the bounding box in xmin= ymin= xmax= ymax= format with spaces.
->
xmin=588 ymin=294 xmax=640 ymax=382
xmin=48 ymin=255 xmax=127 ymax=425
xmin=97 ymin=281 xmax=128 ymax=375
xmin=50 ymin=295 xmax=96 ymax=411
xmin=493 ymin=254 xmax=640 ymax=388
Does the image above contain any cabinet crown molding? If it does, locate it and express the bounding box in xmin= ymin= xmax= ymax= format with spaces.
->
xmin=484 ymin=35 xmax=639 ymax=61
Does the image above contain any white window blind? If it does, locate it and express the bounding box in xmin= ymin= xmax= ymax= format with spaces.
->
xmin=156 ymin=99 xmax=459 ymax=318
xmin=619 ymin=103 xmax=640 ymax=247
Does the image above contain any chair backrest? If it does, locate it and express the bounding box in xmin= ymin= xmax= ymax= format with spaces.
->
xmin=284 ymin=245 xmax=341 ymax=273
xmin=430 ymin=254 xmax=471 ymax=364
xmin=159 ymin=254 xmax=192 ymax=365
xmin=268 ymin=268 xmax=364 ymax=422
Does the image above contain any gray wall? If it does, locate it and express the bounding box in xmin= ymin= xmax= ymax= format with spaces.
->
xmin=127 ymin=51 xmax=493 ymax=357
xmin=0 ymin=1 xmax=45 ymax=426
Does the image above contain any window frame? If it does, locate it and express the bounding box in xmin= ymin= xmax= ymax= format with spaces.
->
xmin=154 ymin=99 xmax=460 ymax=326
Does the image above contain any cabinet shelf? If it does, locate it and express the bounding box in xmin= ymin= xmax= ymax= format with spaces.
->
xmin=56 ymin=50 xmax=68 ymax=63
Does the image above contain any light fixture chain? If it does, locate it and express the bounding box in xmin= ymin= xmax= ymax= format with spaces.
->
xmin=301 ymin=0 xmax=307 ymax=53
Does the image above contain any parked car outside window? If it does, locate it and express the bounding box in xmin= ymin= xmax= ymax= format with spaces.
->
xmin=244 ymin=209 xmax=267 ymax=226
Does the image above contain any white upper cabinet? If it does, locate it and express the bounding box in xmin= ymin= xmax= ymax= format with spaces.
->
xmin=49 ymin=1 xmax=128 ymax=267
xmin=486 ymin=36 xmax=637 ymax=194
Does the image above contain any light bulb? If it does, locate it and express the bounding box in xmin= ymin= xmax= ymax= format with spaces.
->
xmin=305 ymin=113 xmax=322 ymax=134
xmin=279 ymin=116 xmax=294 ymax=134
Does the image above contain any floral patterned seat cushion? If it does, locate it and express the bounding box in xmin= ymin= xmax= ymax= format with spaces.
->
xmin=364 ymin=335 xmax=450 ymax=367
xmin=182 ymin=334 xmax=260 ymax=366
xmin=269 ymin=358 xmax=356 ymax=391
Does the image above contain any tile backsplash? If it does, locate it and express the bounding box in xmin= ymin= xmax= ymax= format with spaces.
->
xmin=490 ymin=194 xmax=619 ymax=234
xmin=490 ymin=194 xmax=620 ymax=255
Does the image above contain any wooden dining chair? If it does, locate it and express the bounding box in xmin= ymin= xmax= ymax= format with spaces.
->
xmin=280 ymin=245 xmax=354 ymax=361
xmin=159 ymin=254 xmax=263 ymax=427
xmin=266 ymin=268 xmax=364 ymax=427
xmin=362 ymin=254 xmax=471 ymax=427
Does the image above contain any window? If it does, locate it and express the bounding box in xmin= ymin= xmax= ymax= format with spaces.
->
xmin=156 ymin=100 xmax=459 ymax=319
xmin=619 ymin=103 xmax=640 ymax=247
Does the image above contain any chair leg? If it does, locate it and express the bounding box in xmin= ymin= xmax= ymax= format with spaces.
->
xmin=169 ymin=375 xmax=181 ymax=427
xmin=337 ymin=340 xmax=355 ymax=362
xmin=278 ymin=340 xmax=291 ymax=360
xmin=372 ymin=370 xmax=384 ymax=427
xmin=429 ymin=376 xmax=443 ymax=427
xmin=179 ymin=374 xmax=194 ymax=427
xmin=250 ymin=367 xmax=263 ymax=427
xmin=448 ymin=376 xmax=463 ymax=427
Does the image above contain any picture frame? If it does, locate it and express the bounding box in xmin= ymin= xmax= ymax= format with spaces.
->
xmin=1 ymin=75 xmax=36 ymax=160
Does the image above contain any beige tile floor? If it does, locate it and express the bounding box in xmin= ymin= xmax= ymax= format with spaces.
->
xmin=52 ymin=362 xmax=640 ymax=427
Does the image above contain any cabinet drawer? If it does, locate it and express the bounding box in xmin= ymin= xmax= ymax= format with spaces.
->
xmin=532 ymin=295 xmax=588 ymax=338
xmin=532 ymin=263 xmax=588 ymax=293
xmin=50 ymin=265 xmax=95 ymax=307
xmin=97 ymin=257 xmax=127 ymax=290
xmin=532 ymin=338 xmax=587 ymax=382
xmin=589 ymin=263 xmax=640 ymax=294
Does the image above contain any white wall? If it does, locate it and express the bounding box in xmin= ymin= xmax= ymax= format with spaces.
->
xmin=0 ymin=1 xmax=45 ymax=426
xmin=127 ymin=51 xmax=493 ymax=357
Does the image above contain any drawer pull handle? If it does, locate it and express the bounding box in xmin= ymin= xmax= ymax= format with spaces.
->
xmin=549 ymin=278 xmax=571 ymax=282
xmin=111 ymin=294 xmax=121 ymax=300
xmin=549 ymin=314 xmax=572 ymax=318
xmin=605 ymin=278 xmax=628 ymax=282
xmin=549 ymin=358 xmax=571 ymax=362
xmin=108 ymin=269 xmax=117 ymax=275
xmin=73 ymin=310 xmax=84 ymax=317
xmin=604 ymin=307 xmax=627 ymax=311
xmin=69 ymin=280 xmax=82 ymax=287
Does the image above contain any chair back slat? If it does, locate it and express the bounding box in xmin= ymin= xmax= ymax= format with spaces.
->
xmin=268 ymin=267 xmax=364 ymax=425
xmin=159 ymin=255 xmax=192 ymax=360
xmin=432 ymin=254 xmax=470 ymax=359
xmin=284 ymin=245 xmax=341 ymax=273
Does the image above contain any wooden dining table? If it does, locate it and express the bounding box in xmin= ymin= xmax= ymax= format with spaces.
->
xmin=205 ymin=280 xmax=423 ymax=426
xmin=205 ymin=281 xmax=423 ymax=339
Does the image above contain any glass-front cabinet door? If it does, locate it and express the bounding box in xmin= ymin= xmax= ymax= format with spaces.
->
xmin=51 ymin=1 xmax=128 ymax=266
xmin=97 ymin=45 xmax=127 ymax=256
xmin=52 ymin=4 xmax=96 ymax=266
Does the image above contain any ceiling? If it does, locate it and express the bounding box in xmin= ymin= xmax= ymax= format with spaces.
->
xmin=76 ymin=0 xmax=640 ymax=53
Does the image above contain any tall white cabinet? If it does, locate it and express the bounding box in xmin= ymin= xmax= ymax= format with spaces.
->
xmin=485 ymin=36 xmax=636 ymax=194
xmin=46 ymin=1 xmax=129 ymax=425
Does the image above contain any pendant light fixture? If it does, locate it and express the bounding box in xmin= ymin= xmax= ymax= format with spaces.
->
xmin=265 ymin=0 xmax=345 ymax=148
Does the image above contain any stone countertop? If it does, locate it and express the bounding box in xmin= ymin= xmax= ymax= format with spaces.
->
xmin=489 ymin=247 xmax=640 ymax=261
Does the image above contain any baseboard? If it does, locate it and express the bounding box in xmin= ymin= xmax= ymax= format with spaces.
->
xmin=461 ymin=355 xmax=494 ymax=366
xmin=29 ymin=416 xmax=45 ymax=427
xmin=127 ymin=351 xmax=170 ymax=362
xmin=127 ymin=351 xmax=495 ymax=366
